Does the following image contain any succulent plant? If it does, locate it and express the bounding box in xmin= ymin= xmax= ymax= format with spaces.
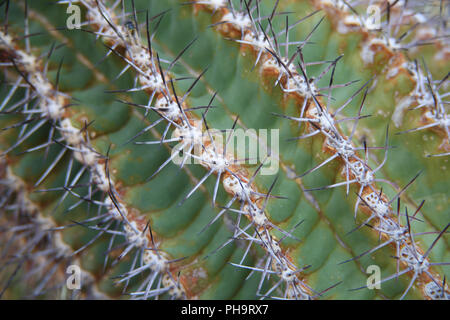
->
xmin=0 ymin=0 xmax=448 ymax=300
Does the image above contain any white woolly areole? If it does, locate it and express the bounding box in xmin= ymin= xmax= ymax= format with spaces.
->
xmin=40 ymin=95 xmax=65 ymax=119
xmin=155 ymin=97 xmax=181 ymax=121
xmin=85 ymin=9 xmax=125 ymax=45
xmin=363 ymin=192 xmax=390 ymax=217
xmin=377 ymin=218 xmax=407 ymax=241
xmin=283 ymin=74 xmax=317 ymax=97
xmin=400 ymin=245 xmax=429 ymax=273
xmin=259 ymin=231 xmax=281 ymax=255
xmin=16 ymin=51 xmax=38 ymax=73
xmin=200 ymin=146 xmax=230 ymax=172
xmin=29 ymin=73 xmax=52 ymax=97
xmin=129 ymin=47 xmax=151 ymax=68
xmin=143 ymin=249 xmax=169 ymax=273
xmin=243 ymin=32 xmax=273 ymax=51
xmin=163 ymin=274 xmax=185 ymax=299
xmin=309 ymin=107 xmax=335 ymax=132
xmin=244 ymin=204 xmax=268 ymax=227
xmin=280 ymin=268 xmax=296 ymax=282
xmin=124 ymin=221 xmax=148 ymax=247
xmin=263 ymin=56 xmax=297 ymax=76
xmin=221 ymin=11 xmax=251 ymax=30
xmin=223 ymin=175 xmax=253 ymax=201
xmin=104 ymin=197 xmax=127 ymax=220
xmin=337 ymin=15 xmax=361 ymax=34
xmin=86 ymin=7 xmax=105 ymax=26
xmin=349 ymin=160 xmax=374 ymax=185
xmin=92 ymin=163 xmax=109 ymax=192
xmin=60 ymin=119 xmax=83 ymax=146
xmin=326 ymin=136 xmax=355 ymax=157
xmin=0 ymin=31 xmax=14 ymax=48
xmin=361 ymin=38 xmax=389 ymax=64
xmin=74 ymin=146 xmax=98 ymax=167
xmin=424 ymin=282 xmax=449 ymax=300
xmin=173 ymin=123 xmax=204 ymax=146
xmin=139 ymin=72 xmax=164 ymax=92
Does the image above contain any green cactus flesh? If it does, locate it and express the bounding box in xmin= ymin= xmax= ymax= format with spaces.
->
xmin=0 ymin=0 xmax=448 ymax=300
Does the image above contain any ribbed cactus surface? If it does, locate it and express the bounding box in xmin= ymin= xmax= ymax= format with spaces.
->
xmin=0 ymin=0 xmax=448 ymax=300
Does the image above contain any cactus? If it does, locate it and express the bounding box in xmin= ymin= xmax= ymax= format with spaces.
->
xmin=0 ymin=0 xmax=448 ymax=300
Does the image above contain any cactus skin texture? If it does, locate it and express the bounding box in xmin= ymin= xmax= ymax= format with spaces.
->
xmin=0 ymin=0 xmax=448 ymax=300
